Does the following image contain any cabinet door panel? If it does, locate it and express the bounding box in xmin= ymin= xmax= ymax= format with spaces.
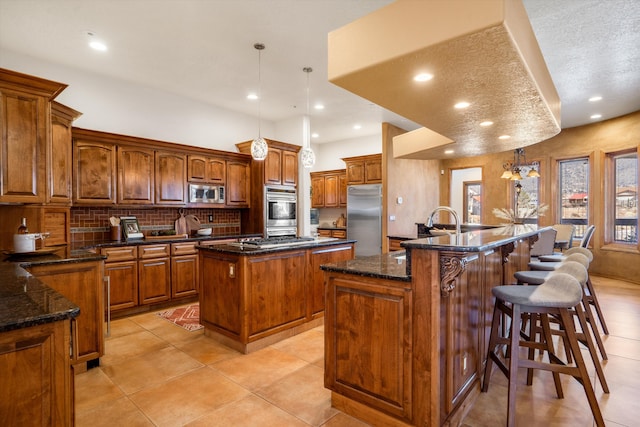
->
xmin=172 ymin=254 xmax=199 ymax=298
xmin=247 ymin=252 xmax=306 ymax=335
xmin=324 ymin=175 xmax=339 ymax=207
xmin=155 ymin=151 xmax=186 ymax=205
xmin=311 ymin=176 xmax=325 ymax=207
xmin=49 ymin=104 xmax=75 ymax=204
xmin=187 ymin=155 xmax=207 ymax=181
xmin=339 ymin=174 xmax=347 ymax=207
xmin=264 ymin=148 xmax=282 ymax=185
xmin=0 ymin=92 xmax=44 ymax=202
xmin=207 ymin=158 xmax=226 ymax=184
xmin=325 ymin=274 xmax=412 ymax=419
xmin=139 ymin=257 xmax=171 ymax=304
xmin=365 ymin=158 xmax=382 ymax=183
xmin=104 ymin=260 xmax=138 ymax=311
xmin=118 ymin=146 xmax=154 ymax=204
xmin=346 ymin=161 xmax=365 ymax=185
xmin=309 ymin=245 xmax=354 ymax=316
xmin=282 ymin=150 xmax=297 ymax=186
xmin=226 ymin=160 xmax=250 ymax=207
xmin=73 ymin=141 xmax=116 ymax=204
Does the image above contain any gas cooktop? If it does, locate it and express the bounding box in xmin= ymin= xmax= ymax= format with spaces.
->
xmin=230 ymin=236 xmax=316 ymax=249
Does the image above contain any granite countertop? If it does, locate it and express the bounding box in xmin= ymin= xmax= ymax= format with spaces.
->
xmin=73 ymin=233 xmax=262 ymax=250
xmin=317 ymin=226 xmax=347 ymax=230
xmin=401 ymin=224 xmax=549 ymax=252
xmin=320 ymin=250 xmax=410 ymax=282
xmin=197 ymin=237 xmax=356 ymax=255
xmin=0 ymin=262 xmax=80 ymax=332
xmin=0 ymin=247 xmax=106 ymax=332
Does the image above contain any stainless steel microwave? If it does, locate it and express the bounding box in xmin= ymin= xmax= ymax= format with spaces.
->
xmin=189 ymin=184 xmax=225 ymax=204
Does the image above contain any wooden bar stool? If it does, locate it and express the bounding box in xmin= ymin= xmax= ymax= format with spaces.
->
xmin=530 ymin=248 xmax=609 ymax=337
xmin=482 ymin=273 xmax=605 ymax=427
xmin=513 ymin=261 xmax=609 ymax=385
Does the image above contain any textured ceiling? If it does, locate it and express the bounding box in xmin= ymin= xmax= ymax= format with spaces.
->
xmin=0 ymin=0 xmax=638 ymax=148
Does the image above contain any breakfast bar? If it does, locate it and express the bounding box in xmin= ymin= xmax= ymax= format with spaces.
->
xmin=321 ymin=225 xmax=547 ymax=427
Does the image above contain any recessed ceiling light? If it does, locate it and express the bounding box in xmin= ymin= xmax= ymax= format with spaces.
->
xmin=311 ymin=133 xmax=319 ymax=138
xmin=588 ymin=96 xmax=602 ymax=102
xmin=590 ymin=114 xmax=602 ymax=119
xmin=86 ymin=31 xmax=107 ymax=51
xmin=353 ymin=124 xmax=362 ymax=130
xmin=247 ymin=93 xmax=258 ymax=100
xmin=444 ymin=149 xmax=454 ymax=155
xmin=413 ymin=73 xmax=434 ymax=82
xmin=480 ymin=121 xmax=494 ymax=127
xmin=498 ymin=135 xmax=511 ymax=140
xmin=454 ymin=102 xmax=470 ymax=109
xmin=314 ymin=104 xmax=324 ymax=110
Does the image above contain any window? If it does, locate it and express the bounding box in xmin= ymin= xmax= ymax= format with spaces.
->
xmin=608 ymin=150 xmax=638 ymax=244
xmin=558 ymin=158 xmax=590 ymax=238
xmin=463 ymin=181 xmax=481 ymax=224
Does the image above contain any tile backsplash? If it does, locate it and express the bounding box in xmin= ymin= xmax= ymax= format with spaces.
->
xmin=70 ymin=207 xmax=241 ymax=243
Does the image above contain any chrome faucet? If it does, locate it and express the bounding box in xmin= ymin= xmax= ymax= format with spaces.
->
xmin=426 ymin=206 xmax=461 ymax=235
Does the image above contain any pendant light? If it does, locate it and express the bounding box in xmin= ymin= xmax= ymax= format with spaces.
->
xmin=500 ymin=148 xmax=540 ymax=180
xmin=300 ymin=67 xmax=316 ymax=168
xmin=250 ymin=43 xmax=268 ymax=160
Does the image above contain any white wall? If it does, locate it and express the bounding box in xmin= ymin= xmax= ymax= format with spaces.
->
xmin=0 ymin=50 xmax=275 ymax=152
xmin=310 ymin=134 xmax=382 ymax=171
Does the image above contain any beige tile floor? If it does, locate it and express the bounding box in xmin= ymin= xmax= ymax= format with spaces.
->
xmin=75 ymin=275 xmax=640 ymax=426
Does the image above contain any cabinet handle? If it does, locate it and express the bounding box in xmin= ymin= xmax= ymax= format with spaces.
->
xmin=71 ymin=318 xmax=79 ymax=361
xmin=104 ymin=276 xmax=111 ymax=338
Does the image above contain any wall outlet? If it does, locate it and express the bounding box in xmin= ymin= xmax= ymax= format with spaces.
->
xmin=208 ymin=214 xmax=213 ymax=222
xmin=397 ymin=196 xmax=403 ymax=204
xmin=229 ymin=263 xmax=235 ymax=278
xmin=389 ymin=215 xmax=396 ymax=221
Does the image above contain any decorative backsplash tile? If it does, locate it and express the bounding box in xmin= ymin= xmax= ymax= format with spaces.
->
xmin=70 ymin=207 xmax=241 ymax=243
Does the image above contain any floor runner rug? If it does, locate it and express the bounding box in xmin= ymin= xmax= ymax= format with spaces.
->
xmin=156 ymin=304 xmax=203 ymax=331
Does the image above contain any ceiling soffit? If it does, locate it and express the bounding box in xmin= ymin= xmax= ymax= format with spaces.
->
xmin=328 ymin=0 xmax=561 ymax=159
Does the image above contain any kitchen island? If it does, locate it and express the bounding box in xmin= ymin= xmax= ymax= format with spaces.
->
xmin=198 ymin=237 xmax=355 ymax=353
xmin=322 ymin=225 xmax=547 ymax=427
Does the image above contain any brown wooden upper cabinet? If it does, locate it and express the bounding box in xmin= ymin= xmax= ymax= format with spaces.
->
xmin=342 ymin=154 xmax=382 ymax=185
xmin=73 ymin=137 xmax=117 ymax=205
xmin=117 ymin=145 xmax=155 ymax=205
xmin=226 ymin=159 xmax=250 ymax=207
xmin=0 ymin=69 xmax=67 ymax=204
xmin=155 ymin=151 xmax=187 ymax=205
xmin=310 ymin=169 xmax=346 ymax=208
xmin=49 ymin=102 xmax=81 ymax=205
xmin=187 ymin=154 xmax=225 ymax=184
xmin=236 ymin=139 xmax=300 ymax=188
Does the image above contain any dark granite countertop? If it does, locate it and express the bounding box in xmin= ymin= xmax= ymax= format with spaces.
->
xmin=1 ymin=247 xmax=106 ymax=332
xmin=317 ymin=226 xmax=347 ymax=230
xmin=320 ymin=250 xmax=411 ymax=282
xmin=197 ymin=237 xmax=356 ymax=255
xmin=401 ymin=224 xmax=549 ymax=252
xmin=0 ymin=262 xmax=80 ymax=332
xmin=73 ymin=233 xmax=262 ymax=250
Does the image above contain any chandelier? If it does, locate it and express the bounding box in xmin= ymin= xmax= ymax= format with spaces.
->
xmin=500 ymin=148 xmax=540 ymax=180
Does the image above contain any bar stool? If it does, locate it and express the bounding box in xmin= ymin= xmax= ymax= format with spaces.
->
xmin=530 ymin=248 xmax=609 ymax=336
xmin=482 ymin=273 xmax=605 ymax=427
xmin=514 ymin=261 xmax=609 ymax=383
xmin=528 ymin=250 xmax=591 ymax=271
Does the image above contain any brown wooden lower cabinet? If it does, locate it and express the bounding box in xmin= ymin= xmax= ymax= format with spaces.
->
xmin=324 ymin=243 xmax=517 ymax=426
xmin=0 ymin=319 xmax=73 ymax=426
xmin=318 ymin=228 xmax=346 ymax=239
xmin=199 ymin=242 xmax=355 ymax=353
xmin=26 ymin=260 xmax=105 ymax=367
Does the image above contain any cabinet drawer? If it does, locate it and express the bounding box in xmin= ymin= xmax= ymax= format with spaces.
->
xmin=332 ymin=230 xmax=347 ymax=239
xmin=171 ymin=241 xmax=198 ymax=256
xmin=101 ymin=246 xmax=136 ymax=261
xmin=138 ymin=244 xmax=170 ymax=259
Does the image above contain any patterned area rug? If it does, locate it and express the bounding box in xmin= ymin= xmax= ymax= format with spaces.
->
xmin=156 ymin=304 xmax=203 ymax=331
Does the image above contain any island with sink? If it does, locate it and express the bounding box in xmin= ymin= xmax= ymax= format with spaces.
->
xmin=197 ymin=236 xmax=355 ymax=353
xmin=321 ymin=224 xmax=548 ymax=427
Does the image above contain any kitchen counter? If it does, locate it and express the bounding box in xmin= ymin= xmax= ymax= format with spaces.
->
xmin=324 ymin=224 xmax=549 ymax=427
xmin=320 ymin=250 xmax=410 ymax=282
xmin=197 ymin=236 xmax=356 ymax=255
xmin=1 ymin=249 xmax=104 ymax=332
xmin=72 ymin=233 xmax=262 ymax=250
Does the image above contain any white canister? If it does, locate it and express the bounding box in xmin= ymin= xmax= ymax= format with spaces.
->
xmin=13 ymin=233 xmax=38 ymax=253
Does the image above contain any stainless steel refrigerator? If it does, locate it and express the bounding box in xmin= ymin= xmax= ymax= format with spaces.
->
xmin=347 ymin=184 xmax=382 ymax=256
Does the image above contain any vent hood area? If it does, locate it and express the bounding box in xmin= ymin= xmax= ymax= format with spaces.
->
xmin=328 ymin=0 xmax=561 ymax=160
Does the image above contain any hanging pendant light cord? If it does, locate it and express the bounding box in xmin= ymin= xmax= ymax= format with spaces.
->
xmin=255 ymin=43 xmax=264 ymax=139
